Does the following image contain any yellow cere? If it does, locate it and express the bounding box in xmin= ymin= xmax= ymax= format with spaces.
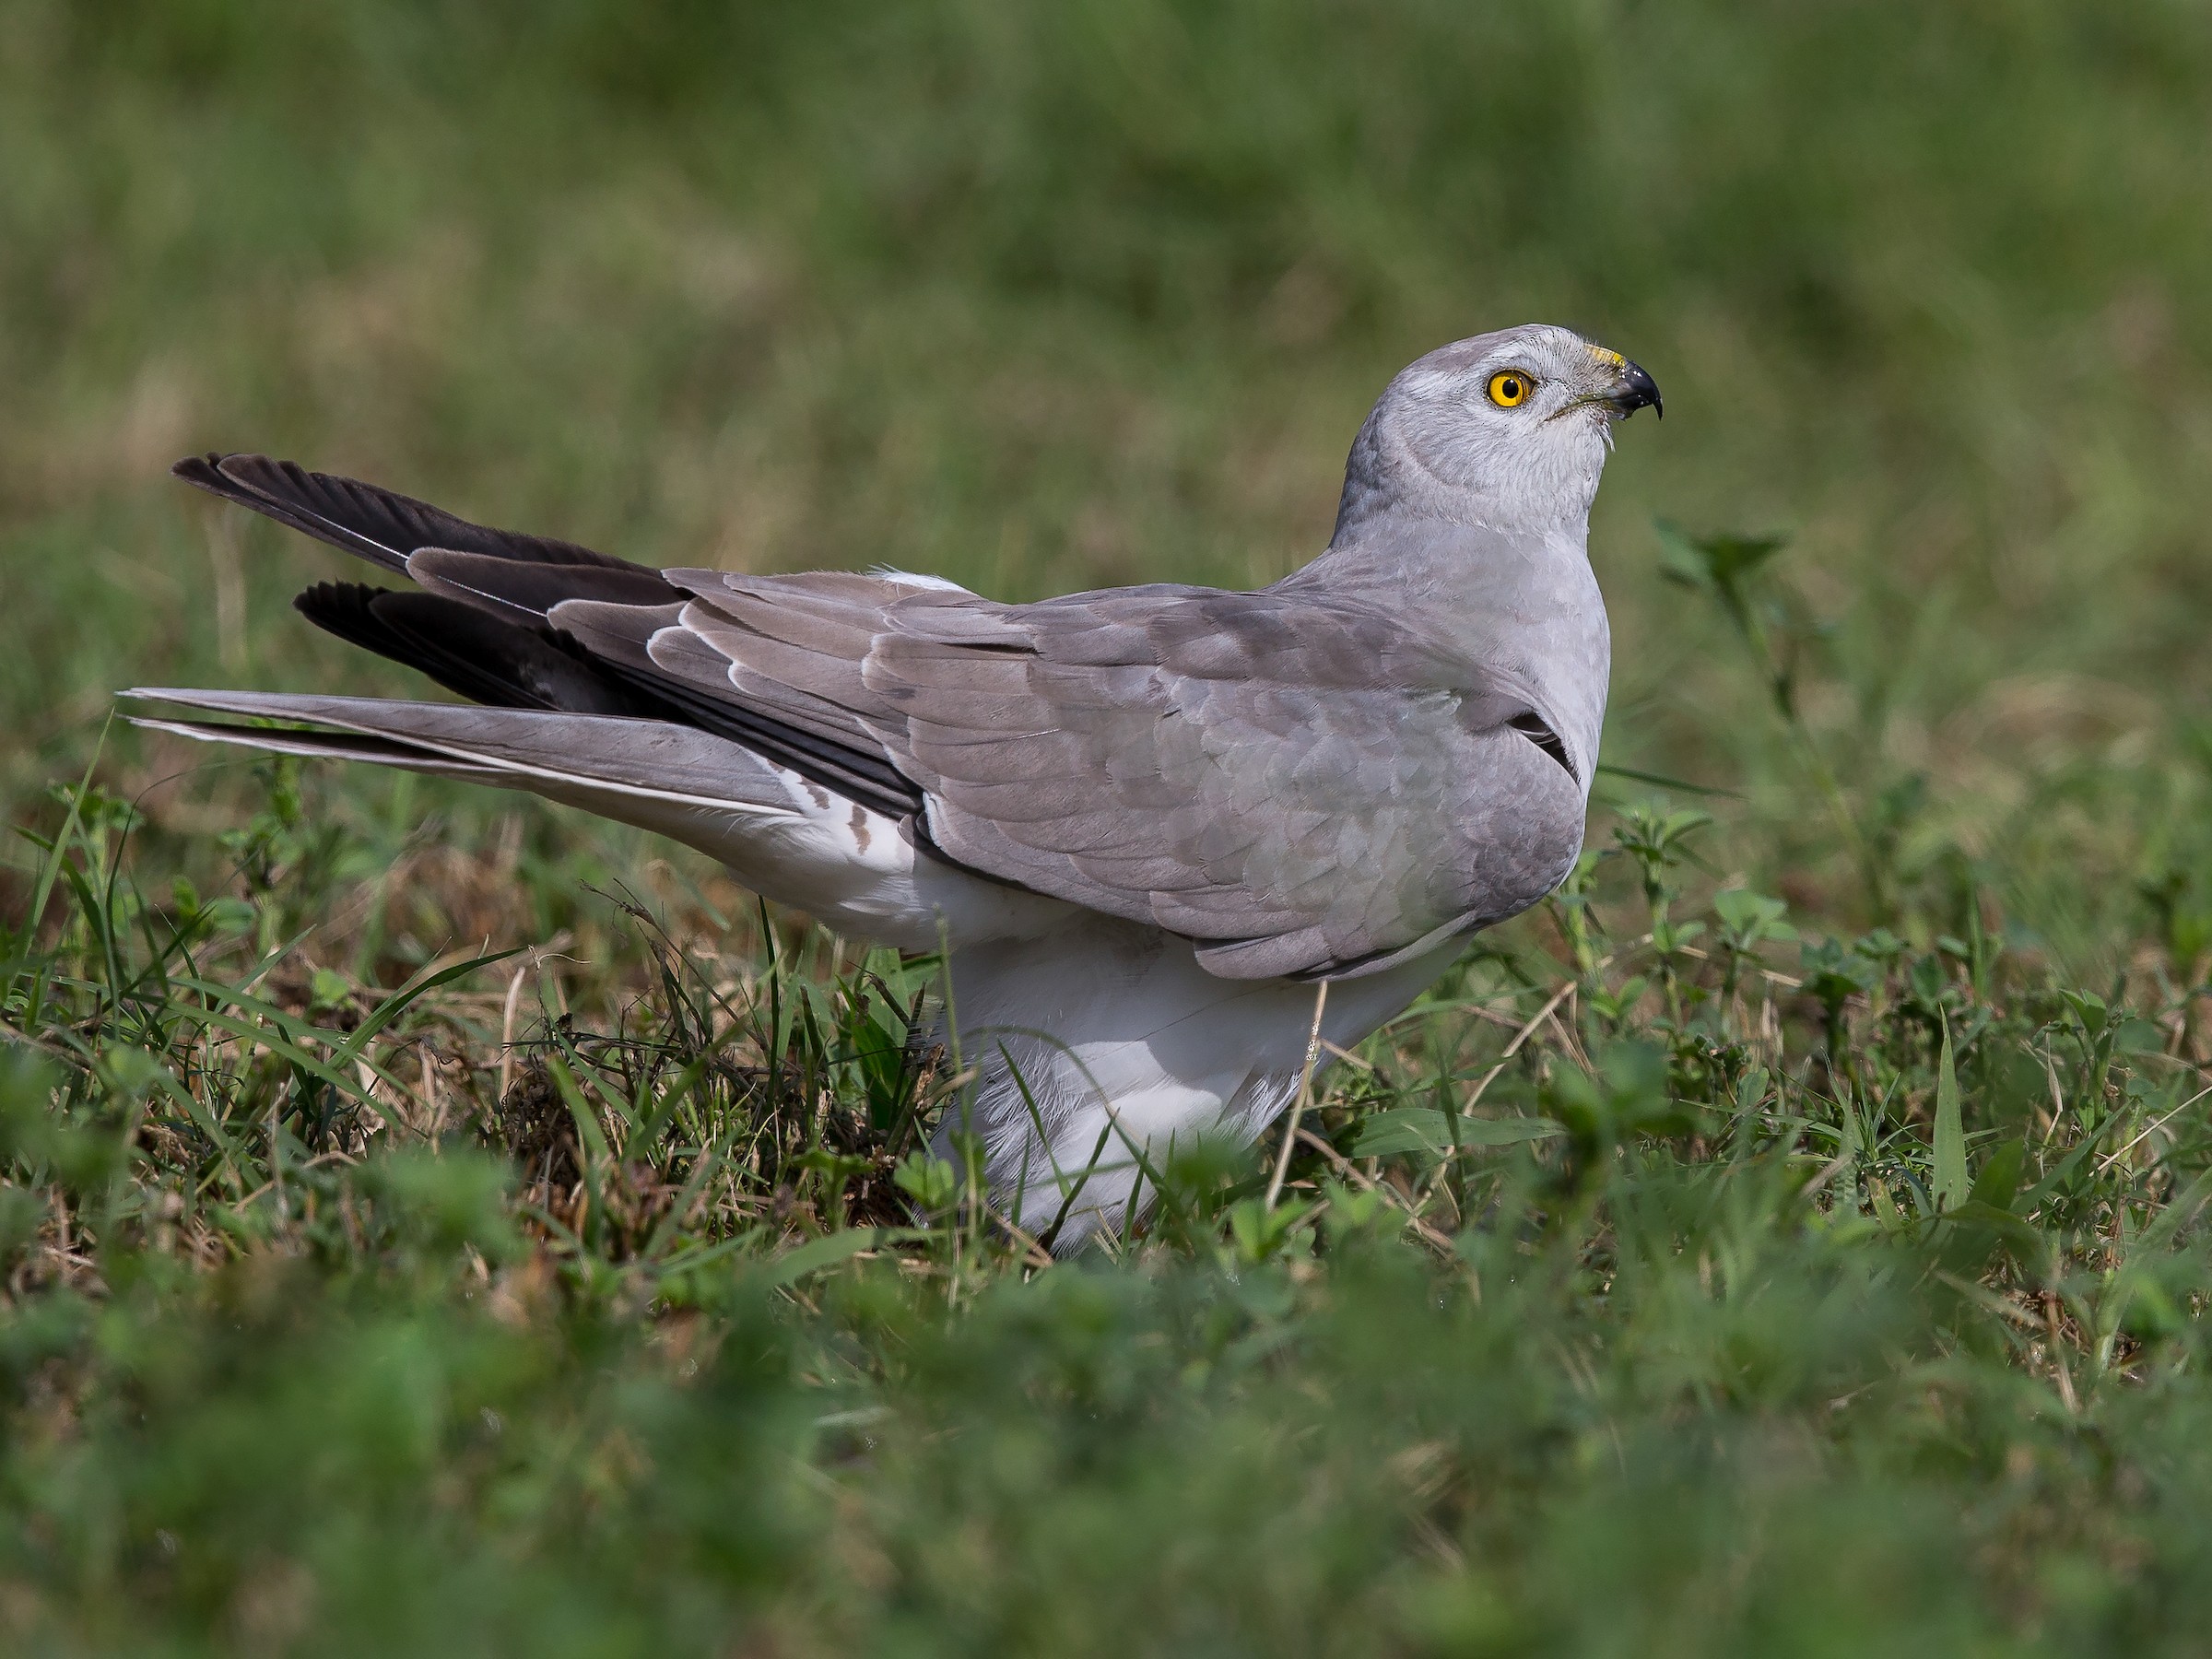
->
xmin=1589 ymin=346 xmax=1626 ymax=368
xmin=1486 ymin=370 xmax=1534 ymax=407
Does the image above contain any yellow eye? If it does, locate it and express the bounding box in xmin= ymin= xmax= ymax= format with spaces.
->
xmin=1487 ymin=370 xmax=1535 ymax=407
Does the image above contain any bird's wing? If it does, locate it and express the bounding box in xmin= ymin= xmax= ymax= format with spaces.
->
xmin=555 ymin=574 xmax=1585 ymax=979
xmin=171 ymin=454 xmax=1587 ymax=979
xmin=859 ymin=587 xmax=1587 ymax=979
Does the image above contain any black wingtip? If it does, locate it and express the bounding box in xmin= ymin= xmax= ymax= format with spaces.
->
xmin=165 ymin=452 xmax=656 ymax=584
xmin=171 ymin=452 xmax=229 ymax=487
xmin=292 ymin=578 xmax=387 ymax=621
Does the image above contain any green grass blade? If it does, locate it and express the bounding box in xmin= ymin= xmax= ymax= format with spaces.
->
xmin=171 ymin=975 xmax=409 ymax=1092
xmin=760 ymin=1227 xmax=926 ymax=1288
xmin=11 ymin=719 xmax=107 ymax=963
xmin=178 ymin=1007 xmax=389 ymax=1107
xmin=1592 ymin=762 xmax=1741 ymax=799
xmin=1933 ymin=1023 xmax=1969 ymax=1213
xmin=335 ymin=947 xmax=524 ymax=1064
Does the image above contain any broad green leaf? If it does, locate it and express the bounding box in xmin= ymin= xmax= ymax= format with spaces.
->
xmin=1653 ymin=520 xmax=1788 ymax=591
xmin=764 ymin=1228 xmax=886 ymax=1288
xmin=1937 ymin=1200 xmax=2044 ymax=1273
xmin=1967 ymin=1138 xmax=2025 ymax=1214
xmin=892 ymin=1151 xmax=959 ymax=1211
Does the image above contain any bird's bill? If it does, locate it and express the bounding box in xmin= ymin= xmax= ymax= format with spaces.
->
xmin=1604 ymin=358 xmax=1663 ymax=419
xmin=1550 ymin=349 xmax=1663 ymax=423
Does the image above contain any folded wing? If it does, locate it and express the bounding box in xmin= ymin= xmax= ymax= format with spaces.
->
xmin=864 ymin=589 xmax=1584 ymax=978
xmin=166 ymin=454 xmax=1585 ymax=979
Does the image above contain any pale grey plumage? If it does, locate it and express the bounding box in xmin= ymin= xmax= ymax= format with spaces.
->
xmin=124 ymin=322 xmax=1658 ymax=1246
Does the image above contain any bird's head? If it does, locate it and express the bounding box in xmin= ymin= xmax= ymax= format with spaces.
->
xmin=1332 ymin=324 xmax=1660 ymax=543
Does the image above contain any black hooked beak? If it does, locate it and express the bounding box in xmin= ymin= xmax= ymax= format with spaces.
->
xmin=1609 ymin=358 xmax=1663 ymax=420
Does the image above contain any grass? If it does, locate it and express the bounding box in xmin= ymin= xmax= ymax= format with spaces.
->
xmin=4 ymin=1 xmax=2212 ymax=1651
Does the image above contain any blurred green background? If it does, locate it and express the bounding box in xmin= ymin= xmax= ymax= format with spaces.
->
xmin=7 ymin=8 xmax=2212 ymax=1653
xmin=6 ymin=0 xmax=2209 ymax=969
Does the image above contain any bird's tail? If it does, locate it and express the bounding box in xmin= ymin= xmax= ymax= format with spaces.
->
xmin=122 ymin=688 xmax=810 ymax=857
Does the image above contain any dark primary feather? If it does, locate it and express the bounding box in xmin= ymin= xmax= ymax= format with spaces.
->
xmin=406 ymin=546 xmax=682 ymax=618
xmin=1507 ymin=712 xmax=1576 ymax=781
xmin=180 ymin=453 xmax=1584 ymax=979
xmin=293 ymin=583 xmax=660 ymax=718
xmin=173 ymin=453 xmax=654 ymax=577
xmin=179 ymin=452 xmax=914 ymax=813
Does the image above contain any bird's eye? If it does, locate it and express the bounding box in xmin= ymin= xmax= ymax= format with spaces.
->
xmin=1487 ymin=370 xmax=1535 ymax=407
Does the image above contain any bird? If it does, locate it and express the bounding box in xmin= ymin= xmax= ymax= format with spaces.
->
xmin=125 ymin=324 xmax=1659 ymax=1248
